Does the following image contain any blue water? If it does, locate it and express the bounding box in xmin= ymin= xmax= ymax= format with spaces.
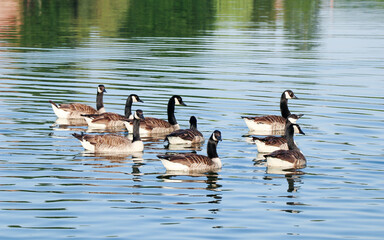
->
xmin=0 ymin=1 xmax=384 ymax=239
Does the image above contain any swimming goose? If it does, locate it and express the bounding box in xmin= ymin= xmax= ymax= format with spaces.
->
xmin=157 ymin=130 xmax=222 ymax=171
xmin=263 ymin=121 xmax=306 ymax=169
xmin=82 ymin=94 xmax=143 ymax=129
xmin=164 ymin=116 xmax=205 ymax=146
xmin=242 ymin=90 xmax=301 ymax=133
xmin=252 ymin=115 xmax=305 ymax=153
xmin=72 ymin=109 xmax=145 ymax=153
xmin=124 ymin=95 xmax=186 ymax=135
xmin=50 ymin=85 xmax=106 ymax=118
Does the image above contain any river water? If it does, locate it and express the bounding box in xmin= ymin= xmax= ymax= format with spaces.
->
xmin=0 ymin=0 xmax=383 ymax=239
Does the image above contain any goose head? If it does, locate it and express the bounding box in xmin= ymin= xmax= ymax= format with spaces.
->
xmin=211 ymin=130 xmax=222 ymax=142
xmin=287 ymin=114 xmax=304 ymax=124
xmin=98 ymin=85 xmax=107 ymax=93
xmin=284 ymin=90 xmax=297 ymax=99
xmin=130 ymin=94 xmax=143 ymax=103
xmin=134 ymin=109 xmax=145 ymax=120
xmin=172 ymin=95 xmax=187 ymax=106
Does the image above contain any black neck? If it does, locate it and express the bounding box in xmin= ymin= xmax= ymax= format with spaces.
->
xmin=285 ymin=122 xmax=299 ymax=151
xmin=280 ymin=92 xmax=291 ymax=119
xmin=96 ymin=91 xmax=104 ymax=111
xmin=132 ymin=117 xmax=141 ymax=142
xmin=207 ymin=138 xmax=219 ymax=159
xmin=124 ymin=97 xmax=133 ymax=118
xmin=190 ymin=121 xmax=197 ymax=130
xmin=167 ymin=98 xmax=177 ymax=125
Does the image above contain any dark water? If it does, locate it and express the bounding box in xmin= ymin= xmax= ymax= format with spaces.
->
xmin=1 ymin=0 xmax=384 ymax=239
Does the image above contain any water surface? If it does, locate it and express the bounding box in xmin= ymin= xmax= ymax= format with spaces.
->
xmin=1 ymin=0 xmax=384 ymax=239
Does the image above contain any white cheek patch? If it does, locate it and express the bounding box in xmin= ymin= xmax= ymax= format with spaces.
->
xmin=98 ymin=87 xmax=103 ymax=93
xmin=288 ymin=117 xmax=297 ymax=123
xmin=174 ymin=98 xmax=181 ymax=105
xmin=133 ymin=96 xmax=139 ymax=103
xmin=285 ymin=91 xmax=292 ymax=99
xmin=212 ymin=134 xmax=218 ymax=141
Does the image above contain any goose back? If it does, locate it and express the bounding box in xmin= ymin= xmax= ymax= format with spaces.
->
xmin=158 ymin=130 xmax=221 ymax=171
xmin=72 ymin=110 xmax=145 ymax=153
xmin=125 ymin=95 xmax=186 ymax=135
xmin=83 ymin=94 xmax=143 ymax=129
xmin=165 ymin=116 xmax=204 ymax=145
xmin=263 ymin=120 xmax=306 ymax=169
xmin=50 ymin=85 xmax=106 ymax=118
xmin=242 ymin=90 xmax=300 ymax=133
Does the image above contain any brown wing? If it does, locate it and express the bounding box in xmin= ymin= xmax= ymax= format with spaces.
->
xmin=83 ymin=134 xmax=130 ymax=146
xmin=249 ymin=115 xmax=285 ymax=124
xmin=254 ymin=136 xmax=287 ymax=146
xmin=59 ymin=103 xmax=97 ymax=115
xmin=167 ymin=129 xmax=203 ymax=141
xmin=167 ymin=153 xmax=212 ymax=167
xmin=264 ymin=150 xmax=305 ymax=163
xmin=140 ymin=117 xmax=172 ymax=130
xmin=90 ymin=112 xmax=126 ymax=124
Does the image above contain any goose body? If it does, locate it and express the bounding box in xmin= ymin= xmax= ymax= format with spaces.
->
xmin=50 ymin=85 xmax=106 ymax=118
xmin=165 ymin=116 xmax=204 ymax=145
xmin=124 ymin=95 xmax=186 ymax=135
xmin=252 ymin=118 xmax=305 ymax=153
xmin=72 ymin=110 xmax=145 ymax=153
xmin=264 ymin=119 xmax=306 ymax=169
xmin=83 ymin=94 xmax=143 ymax=129
xmin=158 ymin=130 xmax=222 ymax=172
xmin=242 ymin=90 xmax=300 ymax=133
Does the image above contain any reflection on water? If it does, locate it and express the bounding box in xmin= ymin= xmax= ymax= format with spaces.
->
xmin=1 ymin=0 xmax=384 ymax=239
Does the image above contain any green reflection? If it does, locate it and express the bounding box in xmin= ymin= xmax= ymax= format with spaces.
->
xmin=3 ymin=0 xmax=323 ymax=49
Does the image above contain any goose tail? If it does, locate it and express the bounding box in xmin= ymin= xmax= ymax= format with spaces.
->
xmin=49 ymin=100 xmax=59 ymax=108
xmin=72 ymin=132 xmax=85 ymax=141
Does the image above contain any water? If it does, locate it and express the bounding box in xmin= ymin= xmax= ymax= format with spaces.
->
xmin=1 ymin=0 xmax=384 ymax=239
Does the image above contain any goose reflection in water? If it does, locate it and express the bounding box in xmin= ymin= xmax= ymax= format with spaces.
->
xmin=51 ymin=118 xmax=126 ymax=133
xmin=264 ymin=167 xmax=305 ymax=193
xmin=158 ymin=171 xmax=222 ymax=193
xmin=74 ymin=151 xmax=145 ymax=179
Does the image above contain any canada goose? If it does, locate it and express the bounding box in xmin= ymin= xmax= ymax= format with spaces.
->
xmin=72 ymin=109 xmax=145 ymax=153
xmin=242 ymin=90 xmax=301 ymax=133
xmin=82 ymin=94 xmax=143 ymax=129
xmin=50 ymin=85 xmax=106 ymax=118
xmin=124 ymin=95 xmax=186 ymax=135
xmin=252 ymin=116 xmax=305 ymax=153
xmin=157 ymin=130 xmax=222 ymax=171
xmin=164 ymin=116 xmax=205 ymax=145
xmin=263 ymin=121 xmax=306 ymax=169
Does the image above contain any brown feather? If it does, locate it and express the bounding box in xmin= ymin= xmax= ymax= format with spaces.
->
xmin=264 ymin=149 xmax=306 ymax=167
xmin=89 ymin=112 xmax=127 ymax=125
xmin=83 ymin=134 xmax=131 ymax=148
xmin=253 ymin=136 xmax=287 ymax=146
xmin=247 ymin=115 xmax=285 ymax=124
xmin=167 ymin=129 xmax=203 ymax=142
xmin=60 ymin=103 xmax=98 ymax=115
xmin=140 ymin=117 xmax=173 ymax=130
xmin=163 ymin=153 xmax=213 ymax=168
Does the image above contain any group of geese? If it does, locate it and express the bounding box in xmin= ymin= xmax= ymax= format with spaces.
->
xmin=50 ymin=85 xmax=306 ymax=172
